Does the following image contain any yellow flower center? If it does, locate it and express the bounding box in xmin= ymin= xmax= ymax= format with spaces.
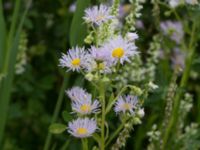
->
xmin=112 ymin=47 xmax=125 ymax=58
xmin=98 ymin=63 xmax=105 ymax=70
xmin=76 ymin=127 xmax=88 ymax=135
xmin=122 ymin=103 xmax=131 ymax=110
xmin=80 ymin=104 xmax=91 ymax=113
xmin=96 ymin=15 xmax=105 ymax=21
xmin=71 ymin=58 xmax=81 ymax=66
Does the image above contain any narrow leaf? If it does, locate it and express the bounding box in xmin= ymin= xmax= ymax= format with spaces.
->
xmin=49 ymin=123 xmax=67 ymax=134
xmin=0 ymin=0 xmax=6 ymax=71
xmin=62 ymin=111 xmax=72 ymax=122
xmin=69 ymin=0 xmax=90 ymax=46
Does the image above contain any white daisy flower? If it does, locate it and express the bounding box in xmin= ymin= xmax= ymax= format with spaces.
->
xmin=72 ymin=98 xmax=100 ymax=115
xmin=68 ymin=118 xmax=97 ymax=138
xmin=89 ymin=46 xmax=112 ymax=73
xmin=83 ymin=5 xmax=114 ymax=26
xmin=67 ymin=87 xmax=91 ymax=101
xmin=114 ymin=95 xmax=138 ymax=114
xmin=59 ymin=47 xmax=90 ymax=72
xmin=103 ymin=36 xmax=138 ymax=64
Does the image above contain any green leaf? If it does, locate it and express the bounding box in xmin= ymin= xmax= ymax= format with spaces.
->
xmin=62 ymin=111 xmax=72 ymax=122
xmin=0 ymin=0 xmax=6 ymax=71
xmin=69 ymin=0 xmax=90 ymax=46
xmin=0 ymin=1 xmax=30 ymax=144
xmin=49 ymin=123 xmax=67 ymax=134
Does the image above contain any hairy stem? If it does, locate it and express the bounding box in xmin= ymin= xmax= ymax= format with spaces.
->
xmin=100 ymin=82 xmax=105 ymax=150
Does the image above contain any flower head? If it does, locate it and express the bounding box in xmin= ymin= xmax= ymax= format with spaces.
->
xmin=168 ymin=0 xmax=181 ymax=7
xmin=59 ymin=47 xmax=90 ymax=72
xmin=103 ymin=36 xmax=138 ymax=64
xmin=83 ymin=5 xmax=114 ymax=26
xmin=67 ymin=87 xmax=91 ymax=101
xmin=68 ymin=118 xmax=97 ymax=138
xmin=114 ymin=95 xmax=138 ymax=114
xmin=89 ymin=46 xmax=112 ymax=73
xmin=72 ymin=98 xmax=100 ymax=115
xmin=160 ymin=21 xmax=184 ymax=44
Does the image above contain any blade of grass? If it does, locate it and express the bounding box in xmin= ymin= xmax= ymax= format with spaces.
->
xmin=3 ymin=0 xmax=21 ymax=75
xmin=69 ymin=0 xmax=90 ymax=46
xmin=0 ymin=0 xmax=6 ymax=75
xmin=0 ymin=1 xmax=31 ymax=146
xmin=43 ymin=74 xmax=70 ymax=150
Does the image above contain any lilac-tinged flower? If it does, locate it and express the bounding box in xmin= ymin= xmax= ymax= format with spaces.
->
xmin=72 ymin=98 xmax=100 ymax=115
xmin=68 ymin=118 xmax=97 ymax=138
xmin=83 ymin=5 xmax=114 ymax=26
xmin=59 ymin=47 xmax=90 ymax=72
xmin=67 ymin=87 xmax=91 ymax=101
xmin=168 ymin=0 xmax=181 ymax=7
xmin=69 ymin=2 xmax=76 ymax=12
xmin=114 ymin=95 xmax=138 ymax=114
xmin=89 ymin=46 xmax=112 ymax=73
xmin=171 ymin=47 xmax=186 ymax=70
xmin=135 ymin=20 xmax=145 ymax=29
xmin=160 ymin=21 xmax=184 ymax=44
xmin=103 ymin=36 xmax=138 ymax=64
xmin=89 ymin=46 xmax=108 ymax=61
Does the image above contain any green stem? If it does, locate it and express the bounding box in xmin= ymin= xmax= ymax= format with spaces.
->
xmin=3 ymin=0 xmax=21 ymax=73
xmin=162 ymin=22 xmax=197 ymax=150
xmin=100 ymin=83 xmax=105 ymax=150
xmin=43 ymin=75 xmax=69 ymax=150
xmin=106 ymin=118 xmax=128 ymax=147
xmin=60 ymin=139 xmax=70 ymax=150
xmin=105 ymin=85 xmax=132 ymax=114
xmin=82 ymin=139 xmax=88 ymax=150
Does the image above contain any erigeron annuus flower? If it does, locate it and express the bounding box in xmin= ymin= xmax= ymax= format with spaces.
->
xmin=160 ymin=21 xmax=183 ymax=44
xmin=67 ymin=87 xmax=91 ymax=101
xmin=59 ymin=47 xmax=90 ymax=72
xmin=103 ymin=36 xmax=138 ymax=64
xmin=68 ymin=118 xmax=97 ymax=138
xmin=89 ymin=46 xmax=112 ymax=73
xmin=83 ymin=4 xmax=114 ymax=26
xmin=72 ymin=98 xmax=100 ymax=115
xmin=114 ymin=95 xmax=138 ymax=114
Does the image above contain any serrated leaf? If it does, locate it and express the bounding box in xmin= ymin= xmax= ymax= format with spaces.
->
xmin=69 ymin=0 xmax=90 ymax=46
xmin=49 ymin=123 xmax=66 ymax=134
xmin=62 ymin=111 xmax=72 ymax=122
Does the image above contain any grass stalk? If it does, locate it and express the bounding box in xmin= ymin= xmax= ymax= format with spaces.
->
xmin=43 ymin=75 xmax=69 ymax=150
xmin=162 ymin=22 xmax=197 ymax=150
xmin=0 ymin=0 xmax=6 ymax=71
xmin=0 ymin=1 xmax=30 ymax=146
